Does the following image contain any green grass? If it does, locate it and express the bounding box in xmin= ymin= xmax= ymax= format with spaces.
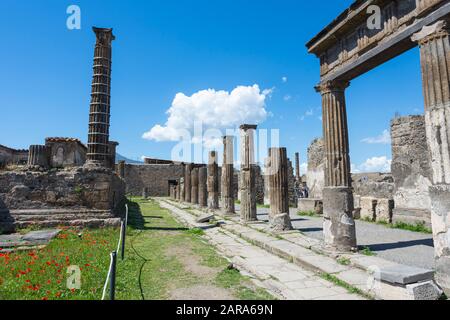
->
xmin=337 ymin=257 xmax=351 ymax=266
xmin=320 ymin=273 xmax=371 ymax=299
xmin=297 ymin=211 xmax=320 ymax=218
xmin=361 ymin=217 xmax=432 ymax=234
xmin=360 ymin=246 xmax=375 ymax=256
xmin=234 ymin=200 xmax=241 ymax=205
xmin=0 ymin=227 xmax=119 ymax=300
xmin=0 ymin=197 xmax=273 ymax=300
xmin=257 ymin=204 xmax=270 ymax=209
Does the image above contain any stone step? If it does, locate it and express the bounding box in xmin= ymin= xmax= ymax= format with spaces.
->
xmin=4 ymin=213 xmax=115 ymax=222
xmin=0 ymin=218 xmax=121 ymax=231
xmin=393 ymin=208 xmax=432 ymax=228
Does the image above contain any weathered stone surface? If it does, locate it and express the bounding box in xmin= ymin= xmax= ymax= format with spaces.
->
xmin=240 ymin=125 xmax=257 ymax=222
xmin=86 ymin=27 xmax=115 ymax=167
xmin=267 ymin=147 xmax=292 ymax=231
xmin=198 ymin=167 xmax=207 ymax=207
xmin=22 ymin=229 xmax=61 ymax=244
xmin=190 ymin=167 xmax=199 ymax=205
xmin=297 ymin=199 xmax=323 ymax=215
xmin=391 ymin=116 xmax=432 ymax=219
xmin=221 ymin=136 xmax=235 ymax=214
xmin=196 ymin=214 xmax=214 ymax=223
xmin=323 ymin=187 xmax=357 ymax=251
xmin=378 ymin=265 xmax=435 ymax=285
xmin=375 ymin=198 xmax=395 ymax=223
xmin=306 ymin=138 xmax=325 ymax=199
xmin=412 ymin=19 xmax=450 ymax=295
xmin=207 ymin=152 xmax=219 ymax=210
xmin=360 ymin=197 xmax=377 ymax=221
xmin=185 ymin=163 xmax=193 ymax=203
xmin=120 ymin=163 xmax=184 ymax=197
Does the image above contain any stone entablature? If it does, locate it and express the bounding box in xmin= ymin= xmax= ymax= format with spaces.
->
xmin=306 ymin=0 xmax=449 ymax=82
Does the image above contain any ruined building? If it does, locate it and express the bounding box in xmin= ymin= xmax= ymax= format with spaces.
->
xmin=0 ymin=27 xmax=125 ymax=232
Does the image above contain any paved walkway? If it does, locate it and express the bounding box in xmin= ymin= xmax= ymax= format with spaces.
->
xmin=237 ymin=205 xmax=435 ymax=270
xmin=158 ymin=200 xmax=365 ymax=300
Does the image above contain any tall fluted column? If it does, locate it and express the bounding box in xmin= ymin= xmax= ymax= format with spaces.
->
xmin=295 ymin=152 xmax=301 ymax=182
xmin=207 ymin=151 xmax=219 ymax=209
xmin=184 ymin=163 xmax=193 ymax=202
xmin=221 ymin=136 xmax=235 ymax=214
xmin=179 ymin=178 xmax=185 ymax=202
xmin=198 ymin=167 xmax=208 ymax=208
xmin=117 ymin=160 xmax=125 ymax=178
xmin=412 ymin=19 xmax=450 ymax=295
xmin=27 ymin=145 xmax=49 ymax=168
xmin=268 ymin=147 xmax=293 ymax=231
xmin=240 ymin=124 xmax=258 ymax=222
xmin=86 ymin=27 xmax=115 ymax=167
xmin=191 ymin=167 xmax=199 ymax=205
xmin=316 ymin=80 xmax=356 ymax=251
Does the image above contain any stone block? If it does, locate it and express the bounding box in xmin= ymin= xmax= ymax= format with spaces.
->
xmin=360 ymin=197 xmax=377 ymax=221
xmin=196 ymin=214 xmax=214 ymax=223
xmin=378 ymin=265 xmax=434 ymax=285
xmin=375 ymin=198 xmax=394 ymax=223
xmin=297 ymin=199 xmax=323 ymax=214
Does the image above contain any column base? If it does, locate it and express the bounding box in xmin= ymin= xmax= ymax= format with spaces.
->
xmin=429 ymin=184 xmax=450 ymax=295
xmin=323 ymin=187 xmax=357 ymax=252
xmin=269 ymin=213 xmax=293 ymax=232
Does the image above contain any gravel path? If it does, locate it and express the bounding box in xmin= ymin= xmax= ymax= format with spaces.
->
xmin=235 ymin=205 xmax=435 ymax=270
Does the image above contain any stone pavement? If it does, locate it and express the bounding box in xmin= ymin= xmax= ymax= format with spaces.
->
xmin=157 ymin=199 xmax=365 ymax=300
xmin=161 ymin=199 xmax=442 ymax=300
xmin=244 ymin=206 xmax=435 ymax=270
xmin=0 ymin=229 xmax=60 ymax=252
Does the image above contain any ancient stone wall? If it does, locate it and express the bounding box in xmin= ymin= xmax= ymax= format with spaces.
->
xmin=0 ymin=145 xmax=28 ymax=168
xmin=120 ymin=164 xmax=184 ymax=197
xmin=306 ymin=138 xmax=325 ymax=199
xmin=0 ymin=167 xmax=125 ymax=212
xmin=391 ymin=115 xmax=432 ymax=217
xmin=45 ymin=138 xmax=87 ymax=168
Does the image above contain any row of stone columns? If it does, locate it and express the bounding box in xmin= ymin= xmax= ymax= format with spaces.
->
xmin=169 ymin=125 xmax=293 ymax=232
xmin=312 ymin=19 xmax=450 ymax=293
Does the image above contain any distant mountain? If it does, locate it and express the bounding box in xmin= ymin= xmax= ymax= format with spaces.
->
xmin=116 ymin=153 xmax=143 ymax=164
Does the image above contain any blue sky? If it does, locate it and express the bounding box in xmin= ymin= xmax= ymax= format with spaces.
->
xmin=0 ymin=0 xmax=425 ymax=172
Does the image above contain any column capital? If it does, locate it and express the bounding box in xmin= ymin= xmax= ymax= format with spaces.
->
xmin=411 ymin=20 xmax=449 ymax=45
xmin=239 ymin=124 xmax=258 ymax=131
xmin=315 ymin=80 xmax=350 ymax=94
xmin=93 ymin=27 xmax=116 ymax=45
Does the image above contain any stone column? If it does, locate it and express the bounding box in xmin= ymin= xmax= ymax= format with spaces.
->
xmin=117 ymin=160 xmax=125 ymax=178
xmin=295 ymin=152 xmax=301 ymax=182
xmin=198 ymin=167 xmax=208 ymax=208
xmin=221 ymin=136 xmax=235 ymax=214
xmin=240 ymin=124 xmax=258 ymax=222
xmin=207 ymin=151 xmax=219 ymax=209
xmin=191 ymin=167 xmax=199 ymax=205
xmin=86 ymin=27 xmax=115 ymax=167
xmin=268 ymin=147 xmax=293 ymax=231
xmin=179 ymin=177 xmax=185 ymax=202
xmin=412 ymin=20 xmax=450 ymax=294
xmin=184 ymin=163 xmax=193 ymax=202
xmin=27 ymin=145 xmax=49 ymax=168
xmin=315 ymin=80 xmax=356 ymax=251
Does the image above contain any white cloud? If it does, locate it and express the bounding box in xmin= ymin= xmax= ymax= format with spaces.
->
xmin=352 ymin=156 xmax=392 ymax=173
xmin=282 ymin=76 xmax=288 ymax=83
xmin=299 ymin=108 xmax=314 ymax=121
xmin=283 ymin=94 xmax=292 ymax=101
xmin=361 ymin=129 xmax=391 ymax=144
xmin=142 ymin=85 xmax=270 ymax=145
